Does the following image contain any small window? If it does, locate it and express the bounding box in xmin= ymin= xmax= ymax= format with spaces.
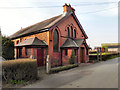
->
xmin=25 ymin=48 xmax=27 ymax=56
xmin=16 ymin=40 xmax=19 ymax=44
xmin=65 ymin=49 xmax=68 ymax=56
xmin=74 ymin=49 xmax=77 ymax=56
xmin=71 ymin=26 xmax=73 ymax=37
xmin=74 ymin=30 xmax=76 ymax=38
xmin=67 ymin=27 xmax=70 ymax=37
xmin=19 ymin=48 xmax=22 ymax=57
xmin=86 ymin=49 xmax=89 ymax=55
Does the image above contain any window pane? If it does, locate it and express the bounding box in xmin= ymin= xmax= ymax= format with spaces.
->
xmin=74 ymin=30 xmax=76 ymax=38
xmin=65 ymin=49 xmax=68 ymax=56
xmin=53 ymin=29 xmax=59 ymax=52
xmin=19 ymin=48 xmax=22 ymax=57
xmin=71 ymin=26 xmax=73 ymax=37
xmin=67 ymin=27 xmax=69 ymax=37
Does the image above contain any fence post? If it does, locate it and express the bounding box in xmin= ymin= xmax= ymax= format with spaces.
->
xmin=97 ymin=48 xmax=99 ymax=61
xmin=46 ymin=55 xmax=51 ymax=74
xmin=100 ymin=52 xmax=102 ymax=61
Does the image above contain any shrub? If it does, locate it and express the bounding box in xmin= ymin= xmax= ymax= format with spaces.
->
xmin=49 ymin=64 xmax=78 ymax=74
xmin=2 ymin=36 xmax=14 ymax=60
xmin=69 ymin=50 xmax=75 ymax=64
xmin=2 ymin=59 xmax=37 ymax=83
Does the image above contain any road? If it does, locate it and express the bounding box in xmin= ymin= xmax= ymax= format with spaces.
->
xmin=23 ymin=57 xmax=119 ymax=88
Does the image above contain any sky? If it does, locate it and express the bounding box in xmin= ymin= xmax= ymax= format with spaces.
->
xmin=0 ymin=0 xmax=119 ymax=49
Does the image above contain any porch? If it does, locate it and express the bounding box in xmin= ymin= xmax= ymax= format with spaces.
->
xmin=15 ymin=37 xmax=48 ymax=67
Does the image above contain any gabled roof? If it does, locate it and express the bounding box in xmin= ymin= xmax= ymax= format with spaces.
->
xmin=10 ymin=11 xmax=88 ymax=39
xmin=15 ymin=37 xmax=48 ymax=47
xmin=74 ymin=39 xmax=84 ymax=46
xmin=61 ymin=38 xmax=83 ymax=48
xmin=10 ymin=14 xmax=63 ymax=39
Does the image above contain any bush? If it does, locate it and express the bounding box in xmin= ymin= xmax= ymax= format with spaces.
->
xmin=2 ymin=59 xmax=38 ymax=83
xmin=2 ymin=36 xmax=14 ymax=60
xmin=49 ymin=64 xmax=78 ymax=74
xmin=69 ymin=50 xmax=75 ymax=64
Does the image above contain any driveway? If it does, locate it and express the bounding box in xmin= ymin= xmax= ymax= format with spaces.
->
xmin=22 ymin=57 xmax=119 ymax=88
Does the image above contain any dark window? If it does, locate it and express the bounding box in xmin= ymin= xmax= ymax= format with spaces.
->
xmin=74 ymin=30 xmax=76 ymax=38
xmin=19 ymin=48 xmax=22 ymax=57
xmin=71 ymin=26 xmax=73 ymax=37
xmin=53 ymin=29 xmax=59 ymax=52
xmin=67 ymin=27 xmax=70 ymax=37
xmin=17 ymin=40 xmax=19 ymax=44
xmin=25 ymin=48 xmax=27 ymax=56
xmin=65 ymin=49 xmax=68 ymax=56
xmin=74 ymin=49 xmax=77 ymax=56
xmin=86 ymin=49 xmax=89 ymax=55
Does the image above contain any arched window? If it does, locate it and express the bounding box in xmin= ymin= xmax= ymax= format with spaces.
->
xmin=71 ymin=26 xmax=73 ymax=37
xmin=74 ymin=30 xmax=76 ymax=38
xmin=67 ymin=27 xmax=70 ymax=37
xmin=53 ymin=29 xmax=59 ymax=52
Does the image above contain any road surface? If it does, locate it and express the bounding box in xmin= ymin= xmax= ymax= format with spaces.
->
xmin=23 ymin=57 xmax=119 ymax=88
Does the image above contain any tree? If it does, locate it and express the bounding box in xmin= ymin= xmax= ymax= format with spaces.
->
xmin=69 ymin=50 xmax=75 ymax=64
xmin=0 ymin=33 xmax=2 ymax=56
xmin=2 ymin=36 xmax=14 ymax=60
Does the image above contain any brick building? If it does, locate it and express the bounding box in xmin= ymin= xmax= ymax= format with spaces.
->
xmin=10 ymin=3 xmax=89 ymax=67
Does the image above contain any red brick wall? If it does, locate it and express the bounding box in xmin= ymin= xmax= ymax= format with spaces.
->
xmin=49 ymin=14 xmax=88 ymax=66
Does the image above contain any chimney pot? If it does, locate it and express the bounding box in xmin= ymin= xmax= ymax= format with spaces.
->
xmin=63 ymin=3 xmax=75 ymax=13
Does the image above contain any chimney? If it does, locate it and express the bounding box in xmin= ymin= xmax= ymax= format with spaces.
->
xmin=63 ymin=3 xmax=75 ymax=13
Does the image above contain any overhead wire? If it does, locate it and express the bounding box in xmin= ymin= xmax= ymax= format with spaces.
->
xmin=0 ymin=2 xmax=118 ymax=14
xmin=0 ymin=2 xmax=118 ymax=9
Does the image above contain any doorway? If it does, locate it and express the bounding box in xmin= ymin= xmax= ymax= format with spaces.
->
xmin=37 ymin=48 xmax=44 ymax=67
xmin=81 ymin=47 xmax=85 ymax=63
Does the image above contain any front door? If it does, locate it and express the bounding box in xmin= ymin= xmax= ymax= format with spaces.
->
xmin=37 ymin=48 xmax=44 ymax=67
xmin=81 ymin=47 xmax=85 ymax=63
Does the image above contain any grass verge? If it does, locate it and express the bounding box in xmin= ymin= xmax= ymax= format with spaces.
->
xmin=106 ymin=54 xmax=120 ymax=61
xmin=49 ymin=64 xmax=78 ymax=74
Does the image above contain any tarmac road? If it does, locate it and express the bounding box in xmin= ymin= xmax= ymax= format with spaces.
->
xmin=22 ymin=57 xmax=119 ymax=88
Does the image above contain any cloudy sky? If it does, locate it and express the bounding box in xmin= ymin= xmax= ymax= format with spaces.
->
xmin=0 ymin=0 xmax=119 ymax=48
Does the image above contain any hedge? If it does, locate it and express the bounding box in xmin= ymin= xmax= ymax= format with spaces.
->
xmin=2 ymin=59 xmax=38 ymax=83
xmin=49 ymin=64 xmax=78 ymax=74
xmin=89 ymin=53 xmax=119 ymax=62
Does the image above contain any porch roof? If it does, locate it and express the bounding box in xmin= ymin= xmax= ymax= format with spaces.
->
xmin=15 ymin=37 xmax=48 ymax=47
xmin=61 ymin=38 xmax=84 ymax=48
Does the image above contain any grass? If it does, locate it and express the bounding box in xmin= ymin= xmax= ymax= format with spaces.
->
xmin=89 ymin=52 xmax=114 ymax=55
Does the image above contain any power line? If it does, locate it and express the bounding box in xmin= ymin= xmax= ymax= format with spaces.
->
xmin=73 ymin=2 xmax=117 ymax=6
xmin=0 ymin=2 xmax=118 ymax=9
xmin=0 ymin=2 xmax=118 ymax=14
xmin=79 ymin=6 xmax=118 ymax=14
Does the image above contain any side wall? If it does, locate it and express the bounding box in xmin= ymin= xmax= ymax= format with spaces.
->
xmin=12 ymin=31 xmax=49 ymax=59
